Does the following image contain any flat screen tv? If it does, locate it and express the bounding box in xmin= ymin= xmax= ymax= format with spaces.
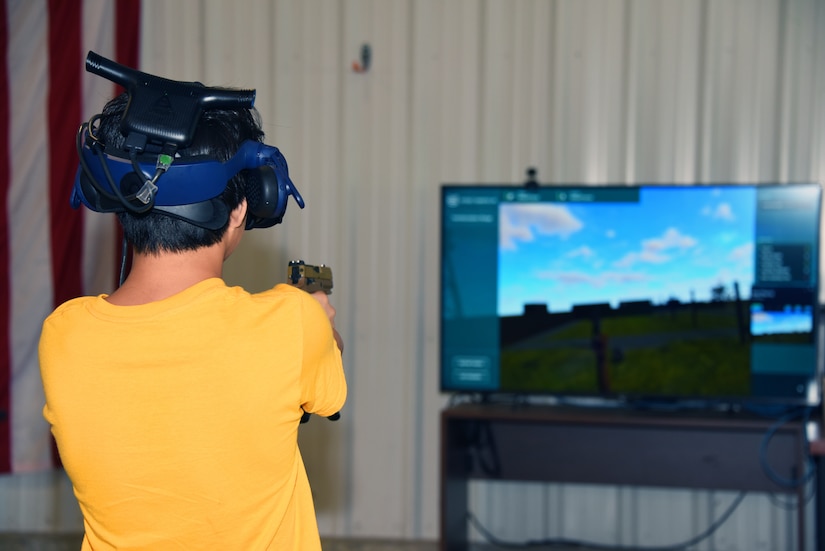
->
xmin=440 ymin=183 xmax=823 ymax=409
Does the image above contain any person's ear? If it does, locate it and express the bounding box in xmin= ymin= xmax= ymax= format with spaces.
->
xmin=229 ymin=199 xmax=248 ymax=229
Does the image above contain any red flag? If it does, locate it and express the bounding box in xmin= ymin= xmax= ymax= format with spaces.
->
xmin=0 ymin=0 xmax=140 ymax=473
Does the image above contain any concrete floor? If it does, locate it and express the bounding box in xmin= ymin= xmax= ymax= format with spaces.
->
xmin=0 ymin=534 xmax=620 ymax=550
xmin=0 ymin=534 xmax=442 ymax=551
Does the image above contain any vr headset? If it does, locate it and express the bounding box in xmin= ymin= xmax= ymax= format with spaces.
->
xmin=72 ymin=51 xmax=304 ymax=230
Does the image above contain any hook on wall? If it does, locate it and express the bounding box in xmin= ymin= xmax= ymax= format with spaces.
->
xmin=352 ymin=43 xmax=372 ymax=73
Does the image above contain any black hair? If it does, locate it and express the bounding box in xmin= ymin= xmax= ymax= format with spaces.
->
xmin=95 ymin=92 xmax=265 ymax=254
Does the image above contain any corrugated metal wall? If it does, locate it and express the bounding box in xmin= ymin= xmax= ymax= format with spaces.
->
xmin=2 ymin=0 xmax=824 ymax=548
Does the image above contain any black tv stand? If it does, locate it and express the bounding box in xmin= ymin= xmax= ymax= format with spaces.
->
xmin=440 ymin=402 xmax=811 ymax=550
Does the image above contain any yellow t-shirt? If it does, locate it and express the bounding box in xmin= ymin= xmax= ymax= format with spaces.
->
xmin=39 ymin=278 xmax=346 ymax=550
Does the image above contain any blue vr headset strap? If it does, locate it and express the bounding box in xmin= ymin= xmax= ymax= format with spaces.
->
xmin=72 ymin=135 xmax=305 ymax=229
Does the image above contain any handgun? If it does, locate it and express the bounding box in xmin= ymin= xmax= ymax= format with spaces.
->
xmin=286 ymin=260 xmax=333 ymax=294
xmin=287 ymin=259 xmax=340 ymax=423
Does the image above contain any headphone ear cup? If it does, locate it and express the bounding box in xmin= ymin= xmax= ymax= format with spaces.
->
xmin=244 ymin=165 xmax=286 ymax=229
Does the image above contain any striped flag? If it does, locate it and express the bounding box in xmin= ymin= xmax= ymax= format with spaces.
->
xmin=0 ymin=0 xmax=140 ymax=473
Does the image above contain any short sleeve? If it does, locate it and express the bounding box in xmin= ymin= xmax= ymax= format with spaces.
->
xmin=297 ymin=293 xmax=346 ymax=417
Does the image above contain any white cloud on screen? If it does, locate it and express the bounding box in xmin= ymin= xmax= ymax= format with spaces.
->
xmin=614 ymin=227 xmax=698 ymax=268
xmin=500 ymin=204 xmax=583 ymax=250
xmin=701 ymin=202 xmax=735 ymax=221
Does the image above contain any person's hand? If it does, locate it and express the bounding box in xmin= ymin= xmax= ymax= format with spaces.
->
xmin=311 ymin=291 xmax=344 ymax=352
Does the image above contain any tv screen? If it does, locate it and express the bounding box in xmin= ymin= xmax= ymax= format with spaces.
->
xmin=440 ymin=183 xmax=823 ymax=408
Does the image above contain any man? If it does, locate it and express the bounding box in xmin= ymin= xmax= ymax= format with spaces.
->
xmin=39 ymin=56 xmax=346 ymax=550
